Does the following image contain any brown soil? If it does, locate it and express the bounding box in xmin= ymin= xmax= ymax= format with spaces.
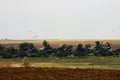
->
xmin=0 ymin=67 xmax=120 ymax=80
xmin=0 ymin=62 xmax=11 ymax=67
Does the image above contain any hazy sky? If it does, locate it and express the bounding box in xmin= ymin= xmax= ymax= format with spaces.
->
xmin=0 ymin=0 xmax=120 ymax=40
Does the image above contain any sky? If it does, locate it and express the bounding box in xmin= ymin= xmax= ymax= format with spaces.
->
xmin=0 ymin=0 xmax=120 ymax=40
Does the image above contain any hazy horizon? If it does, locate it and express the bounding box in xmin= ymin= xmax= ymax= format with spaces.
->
xmin=0 ymin=0 xmax=120 ymax=40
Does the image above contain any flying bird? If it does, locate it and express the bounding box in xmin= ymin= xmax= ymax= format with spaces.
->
xmin=33 ymin=35 xmax=38 ymax=39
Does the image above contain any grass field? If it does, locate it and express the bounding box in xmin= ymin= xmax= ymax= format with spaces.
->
xmin=0 ymin=56 xmax=120 ymax=69
xmin=24 ymin=56 xmax=120 ymax=69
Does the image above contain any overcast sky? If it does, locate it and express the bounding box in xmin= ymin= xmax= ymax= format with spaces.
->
xmin=0 ymin=0 xmax=120 ymax=40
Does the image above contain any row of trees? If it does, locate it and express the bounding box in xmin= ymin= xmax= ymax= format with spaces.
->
xmin=0 ymin=40 xmax=120 ymax=58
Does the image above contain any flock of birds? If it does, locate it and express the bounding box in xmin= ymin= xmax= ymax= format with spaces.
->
xmin=1 ymin=26 xmax=120 ymax=40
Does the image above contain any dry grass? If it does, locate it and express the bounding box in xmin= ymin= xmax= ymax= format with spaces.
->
xmin=0 ymin=39 xmax=120 ymax=49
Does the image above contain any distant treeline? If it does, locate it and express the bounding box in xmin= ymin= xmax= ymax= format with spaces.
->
xmin=0 ymin=40 xmax=120 ymax=58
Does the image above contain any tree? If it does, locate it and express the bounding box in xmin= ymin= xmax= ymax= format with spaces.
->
xmin=85 ymin=44 xmax=91 ymax=53
xmin=37 ymin=50 xmax=49 ymax=57
xmin=95 ymin=41 xmax=101 ymax=50
xmin=94 ymin=41 xmax=112 ymax=56
xmin=55 ymin=44 xmax=66 ymax=57
xmin=73 ymin=44 xmax=86 ymax=56
xmin=5 ymin=47 xmax=19 ymax=58
xmin=94 ymin=41 xmax=102 ymax=56
xmin=113 ymin=48 xmax=120 ymax=56
xmin=19 ymin=42 xmax=37 ymax=53
xmin=76 ymin=44 xmax=85 ymax=52
xmin=19 ymin=43 xmax=37 ymax=57
xmin=102 ymin=42 xmax=112 ymax=56
xmin=0 ymin=45 xmax=5 ymax=57
xmin=43 ymin=40 xmax=53 ymax=56
xmin=0 ymin=45 xmax=5 ymax=51
xmin=66 ymin=45 xmax=73 ymax=56
xmin=6 ymin=47 xmax=17 ymax=54
xmin=54 ymin=44 xmax=73 ymax=57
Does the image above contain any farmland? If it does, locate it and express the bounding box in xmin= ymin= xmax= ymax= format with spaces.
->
xmin=0 ymin=67 xmax=120 ymax=80
xmin=0 ymin=39 xmax=120 ymax=49
xmin=0 ymin=39 xmax=120 ymax=80
xmin=0 ymin=56 xmax=120 ymax=80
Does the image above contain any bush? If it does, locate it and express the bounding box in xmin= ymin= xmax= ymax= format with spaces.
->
xmin=37 ymin=50 xmax=49 ymax=57
xmin=19 ymin=42 xmax=37 ymax=53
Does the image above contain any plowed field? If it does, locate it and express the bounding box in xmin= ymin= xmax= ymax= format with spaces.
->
xmin=0 ymin=68 xmax=120 ymax=80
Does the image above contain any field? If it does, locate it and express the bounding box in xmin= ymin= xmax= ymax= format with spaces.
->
xmin=0 ymin=56 xmax=120 ymax=69
xmin=0 ymin=39 xmax=120 ymax=80
xmin=0 ymin=67 xmax=120 ymax=80
xmin=0 ymin=56 xmax=120 ymax=80
xmin=0 ymin=39 xmax=120 ymax=49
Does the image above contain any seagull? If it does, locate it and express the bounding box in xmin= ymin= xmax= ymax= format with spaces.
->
xmin=33 ymin=35 xmax=38 ymax=39
xmin=112 ymin=29 xmax=114 ymax=32
xmin=28 ymin=30 xmax=32 ymax=32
